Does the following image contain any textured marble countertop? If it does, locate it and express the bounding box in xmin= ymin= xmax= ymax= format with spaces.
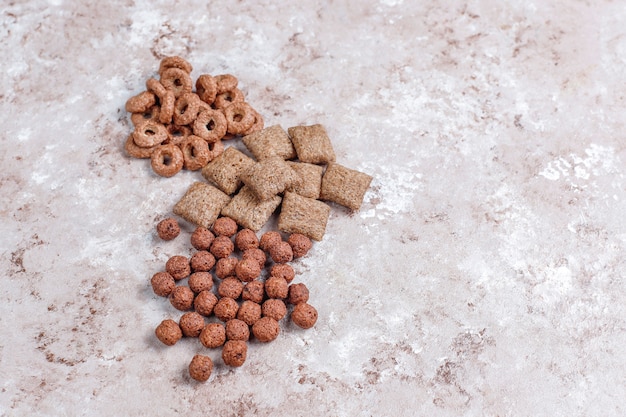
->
xmin=2 ymin=1 xmax=626 ymax=416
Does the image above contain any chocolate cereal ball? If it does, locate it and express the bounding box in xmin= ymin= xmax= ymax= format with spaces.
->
xmin=235 ymin=258 xmax=261 ymax=282
xmin=188 ymin=272 xmax=213 ymax=293
xmin=265 ymin=276 xmax=288 ymax=299
xmin=269 ymin=241 xmax=293 ymax=264
xmin=179 ymin=311 xmax=205 ymax=337
xmin=270 ymin=263 xmax=295 ymax=283
xmin=287 ymin=233 xmax=312 ymax=258
xmin=212 ymin=216 xmax=238 ymax=237
xmin=259 ymin=231 xmax=282 ymax=252
xmin=237 ymin=300 xmax=262 ymax=326
xmin=156 ymin=218 xmax=180 ymax=241
xmin=155 ymin=319 xmax=182 ymax=346
xmin=190 ymin=250 xmax=216 ymax=272
xmin=194 ymin=290 xmax=218 ymax=316
xmin=218 ymin=277 xmax=244 ymax=299
xmin=262 ymin=299 xmax=287 ymax=321
xmin=169 ymin=286 xmax=195 ymax=311
xmin=252 ymin=317 xmax=280 ymax=342
xmin=225 ymin=319 xmax=250 ymax=341
xmin=242 ymin=248 xmax=266 ymax=269
xmin=191 ymin=226 xmax=215 ymax=250
xmin=235 ymin=228 xmax=259 ymax=251
xmin=189 ymin=354 xmax=213 ymax=382
xmin=165 ymin=255 xmax=191 ymax=280
xmin=241 ymin=281 xmax=265 ymax=304
xmin=291 ymin=303 xmax=318 ymax=329
xmin=287 ymin=283 xmax=309 ymax=305
xmin=215 ymin=256 xmax=238 ymax=279
xmin=199 ymin=322 xmax=226 ymax=348
xmin=222 ymin=340 xmax=247 ymax=367
xmin=213 ymin=297 xmax=239 ymax=322
xmin=151 ymin=271 xmax=175 ymax=297
xmin=210 ymin=235 xmax=234 ymax=259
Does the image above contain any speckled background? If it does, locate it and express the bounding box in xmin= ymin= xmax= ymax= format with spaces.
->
xmin=2 ymin=1 xmax=626 ymax=416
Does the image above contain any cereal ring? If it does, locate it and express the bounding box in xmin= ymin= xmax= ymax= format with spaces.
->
xmin=158 ymin=56 xmax=193 ymax=75
xmin=223 ymin=102 xmax=255 ymax=135
xmin=207 ymin=139 xmax=224 ymax=162
xmin=158 ymin=91 xmax=175 ymax=124
xmin=164 ymin=124 xmax=191 ymax=146
xmin=124 ymin=134 xmax=158 ymax=159
xmin=214 ymin=74 xmax=238 ymax=94
xmin=242 ymin=109 xmax=264 ymax=136
xmin=193 ymin=109 xmax=227 ymax=143
xmin=131 ymin=105 xmax=161 ymax=127
xmin=195 ymin=74 xmax=218 ymax=105
xmin=213 ymin=88 xmax=244 ymax=110
xmin=173 ymin=93 xmax=200 ymax=126
xmin=125 ymin=91 xmax=156 ymax=113
xmin=150 ymin=143 xmax=184 ymax=177
xmin=160 ymin=67 xmax=193 ymax=98
xmin=132 ymin=120 xmax=169 ymax=148
xmin=146 ymin=77 xmax=167 ymax=97
xmin=180 ymin=135 xmax=210 ymax=171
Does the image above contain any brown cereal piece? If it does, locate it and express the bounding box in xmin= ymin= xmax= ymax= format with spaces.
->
xmin=225 ymin=319 xmax=250 ymax=341
xmin=189 ymin=354 xmax=213 ymax=382
xmin=126 ymin=90 xmax=156 ymax=113
xmin=165 ymin=124 xmax=192 ymax=146
xmin=242 ymin=125 xmax=296 ymax=161
xmin=179 ymin=311 xmax=205 ymax=337
xmin=264 ymin=276 xmax=289 ymax=299
xmin=214 ymin=74 xmax=238 ymax=94
xmin=195 ymin=74 xmax=217 ymax=104
xmin=193 ymin=109 xmax=228 ymax=143
xmin=269 ymin=241 xmax=293 ymax=264
xmin=287 ymin=283 xmax=309 ymax=305
xmin=222 ymin=340 xmax=247 ymax=367
xmin=213 ymin=297 xmax=239 ymax=322
xmin=133 ymin=119 xmax=168 ymax=148
xmin=286 ymin=162 xmax=324 ymax=199
xmin=201 ymin=147 xmax=255 ymax=195
xmin=241 ymin=281 xmax=265 ymax=304
xmin=235 ymin=228 xmax=259 ymax=251
xmin=156 ymin=217 xmax=180 ymax=241
xmin=212 ymin=216 xmax=238 ymax=237
xmin=241 ymin=248 xmax=266 ymax=270
xmin=159 ymin=56 xmax=193 ymax=75
xmin=190 ymin=250 xmax=216 ymax=272
xmin=160 ymin=67 xmax=193 ymax=98
xmin=125 ymin=134 xmax=158 ymax=159
xmin=190 ymin=227 xmax=215 ymax=251
xmin=207 ymin=140 xmax=225 ymax=163
xmin=287 ymin=233 xmax=313 ymax=258
xmin=180 ymin=135 xmax=210 ymax=171
xmin=259 ymin=231 xmax=282 ymax=253
xmin=210 ymin=235 xmax=234 ymax=259
xmin=235 ymin=258 xmax=261 ymax=282
xmin=215 ymin=256 xmax=238 ymax=279
xmin=131 ymin=105 xmax=160 ymax=127
xmin=213 ymin=88 xmax=244 ymax=110
xmin=173 ymin=182 xmax=231 ymax=229
xmin=155 ymin=319 xmax=182 ymax=346
xmin=165 ymin=255 xmax=190 ymax=280
xmin=151 ymin=143 xmax=184 ymax=177
xmin=169 ymin=286 xmax=195 ymax=311
xmin=270 ymin=263 xmax=295 ymax=283
xmin=151 ymin=271 xmax=176 ymax=297
xmin=220 ymin=186 xmax=282 ymax=232
xmin=173 ymin=92 xmax=200 ymax=126
xmin=320 ymin=163 xmax=373 ymax=211
xmin=223 ymin=102 xmax=255 ymax=135
xmin=252 ymin=317 xmax=280 ymax=343
xmin=277 ymin=192 xmax=330 ymax=241
xmin=291 ymin=303 xmax=318 ymax=329
xmin=242 ymin=109 xmax=264 ymax=136
xmin=218 ymin=277 xmax=244 ymax=299
xmin=146 ymin=77 xmax=167 ymax=97
xmin=262 ymin=299 xmax=287 ymax=321
xmin=188 ymin=271 xmax=213 ymax=293
xmin=158 ymin=91 xmax=176 ymax=125
xmin=240 ymin=156 xmax=302 ymax=201
xmin=199 ymin=322 xmax=226 ymax=348
xmin=288 ymin=124 xmax=336 ymax=164
xmin=237 ymin=300 xmax=262 ymax=326
xmin=194 ymin=290 xmax=218 ymax=316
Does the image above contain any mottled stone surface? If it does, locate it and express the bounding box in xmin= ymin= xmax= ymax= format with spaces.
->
xmin=2 ymin=1 xmax=626 ymax=416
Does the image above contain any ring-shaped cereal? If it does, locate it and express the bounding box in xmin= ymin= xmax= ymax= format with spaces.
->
xmin=146 ymin=78 xmax=167 ymax=97
xmin=151 ymin=143 xmax=184 ymax=177
xmin=158 ymin=56 xmax=193 ymax=76
xmin=124 ymin=134 xmax=159 ymax=159
xmin=193 ymin=109 xmax=227 ymax=143
xmin=180 ymin=135 xmax=210 ymax=171
xmin=214 ymin=74 xmax=238 ymax=94
xmin=132 ymin=119 xmax=169 ymax=148
xmin=207 ymin=139 xmax=225 ymax=162
xmin=223 ymin=102 xmax=255 ymax=135
xmin=160 ymin=67 xmax=193 ymax=98
xmin=158 ymin=91 xmax=176 ymax=124
xmin=125 ymin=91 xmax=156 ymax=113
xmin=165 ymin=124 xmax=192 ymax=146
xmin=131 ymin=105 xmax=161 ymax=126
xmin=196 ymin=74 xmax=218 ymax=105
xmin=173 ymin=93 xmax=200 ymax=126
xmin=242 ymin=109 xmax=264 ymax=136
xmin=212 ymin=88 xmax=244 ymax=110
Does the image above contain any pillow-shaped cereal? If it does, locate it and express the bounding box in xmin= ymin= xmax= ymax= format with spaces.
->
xmin=240 ymin=156 xmax=301 ymax=201
xmin=287 ymin=124 xmax=336 ymax=164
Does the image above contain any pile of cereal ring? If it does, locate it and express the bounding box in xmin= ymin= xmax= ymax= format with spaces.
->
xmin=124 ymin=56 xmax=264 ymax=177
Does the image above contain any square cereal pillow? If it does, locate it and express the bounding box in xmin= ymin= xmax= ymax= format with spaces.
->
xmin=278 ymin=192 xmax=330 ymax=241
xmin=201 ymin=146 xmax=255 ymax=195
xmin=242 ymin=125 xmax=296 ymax=161
xmin=287 ymin=124 xmax=336 ymax=164
xmin=221 ymin=186 xmax=282 ymax=231
xmin=173 ymin=182 xmax=231 ymax=228
xmin=320 ymin=163 xmax=372 ymax=211
xmin=241 ymin=156 xmax=302 ymax=201
xmin=286 ymin=161 xmax=324 ymax=199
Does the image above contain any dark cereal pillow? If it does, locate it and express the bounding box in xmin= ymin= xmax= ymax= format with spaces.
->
xmin=320 ymin=163 xmax=373 ymax=211
xmin=240 ymin=156 xmax=302 ymax=201
xmin=286 ymin=161 xmax=324 ymax=199
xmin=277 ymin=192 xmax=330 ymax=241
xmin=201 ymin=147 xmax=255 ymax=195
xmin=220 ymin=186 xmax=282 ymax=232
xmin=287 ymin=124 xmax=336 ymax=164
xmin=242 ymin=125 xmax=297 ymax=161
xmin=173 ymin=182 xmax=231 ymax=229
